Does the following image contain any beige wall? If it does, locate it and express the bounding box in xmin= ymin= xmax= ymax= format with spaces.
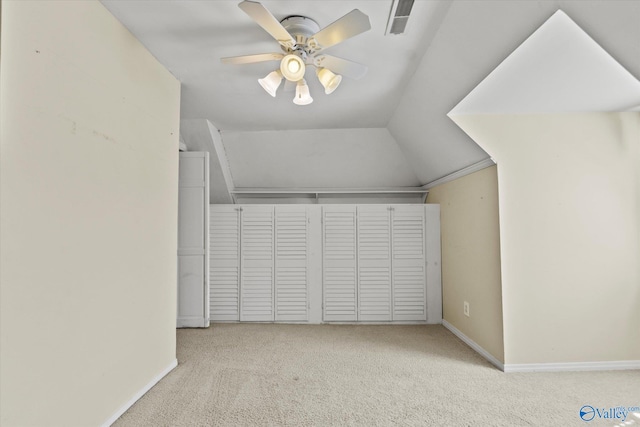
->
xmin=427 ymin=166 xmax=504 ymax=363
xmin=452 ymin=113 xmax=640 ymax=364
xmin=0 ymin=1 xmax=180 ymax=425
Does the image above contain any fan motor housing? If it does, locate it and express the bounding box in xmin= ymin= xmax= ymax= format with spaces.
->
xmin=280 ymin=15 xmax=320 ymax=53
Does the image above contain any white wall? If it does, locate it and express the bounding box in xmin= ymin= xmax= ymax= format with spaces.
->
xmin=452 ymin=113 xmax=640 ymax=364
xmin=0 ymin=1 xmax=180 ymax=425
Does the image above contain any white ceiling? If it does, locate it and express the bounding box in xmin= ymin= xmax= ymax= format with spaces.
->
xmin=100 ymin=0 xmax=640 ymax=189
xmin=101 ymin=0 xmax=450 ymax=131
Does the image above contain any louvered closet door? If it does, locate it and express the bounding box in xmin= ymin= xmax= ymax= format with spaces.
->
xmin=275 ymin=206 xmax=309 ymax=322
xmin=392 ymin=205 xmax=427 ymax=321
xmin=323 ymin=206 xmax=357 ymax=321
xmin=209 ymin=205 xmax=240 ymax=321
xmin=240 ymin=206 xmax=275 ymax=321
xmin=357 ymin=206 xmax=392 ymax=321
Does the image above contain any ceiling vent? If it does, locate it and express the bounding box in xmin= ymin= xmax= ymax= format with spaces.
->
xmin=385 ymin=0 xmax=415 ymax=35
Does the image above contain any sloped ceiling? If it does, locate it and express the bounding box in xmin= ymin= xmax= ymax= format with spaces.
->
xmin=449 ymin=8 xmax=640 ymax=170
xmin=222 ymin=128 xmax=420 ymax=188
xmin=388 ymin=0 xmax=640 ymax=184
xmin=449 ymin=10 xmax=640 ymax=115
xmin=101 ymin=0 xmax=640 ymax=189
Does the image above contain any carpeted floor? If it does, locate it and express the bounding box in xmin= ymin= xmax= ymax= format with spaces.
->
xmin=114 ymin=324 xmax=639 ymax=426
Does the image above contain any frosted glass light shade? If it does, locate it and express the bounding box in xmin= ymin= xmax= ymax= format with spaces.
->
xmin=293 ymin=79 xmax=313 ymax=105
xmin=316 ymin=68 xmax=342 ymax=94
xmin=258 ymin=70 xmax=282 ymax=97
xmin=280 ymin=54 xmax=306 ymax=81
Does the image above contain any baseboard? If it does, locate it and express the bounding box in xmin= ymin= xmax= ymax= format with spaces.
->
xmin=322 ymin=321 xmax=430 ymax=325
xmin=503 ymin=360 xmax=640 ymax=373
xmin=442 ymin=320 xmax=505 ymax=371
xmin=442 ymin=321 xmax=640 ymax=373
xmin=177 ymin=317 xmax=209 ymax=328
xmin=208 ymin=321 xmax=433 ymax=325
xmin=101 ymin=358 xmax=178 ymax=427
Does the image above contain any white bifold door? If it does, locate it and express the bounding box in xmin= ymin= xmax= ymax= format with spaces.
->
xmin=210 ymin=205 xmax=310 ymax=322
xmin=357 ymin=206 xmax=392 ymax=321
xmin=209 ymin=205 xmax=240 ymax=321
xmin=322 ymin=204 xmax=428 ymax=322
xmin=274 ymin=206 xmax=309 ymax=322
xmin=391 ymin=205 xmax=427 ymax=321
xmin=210 ymin=204 xmax=440 ymax=324
xmin=240 ymin=206 xmax=274 ymax=321
xmin=322 ymin=206 xmax=358 ymax=321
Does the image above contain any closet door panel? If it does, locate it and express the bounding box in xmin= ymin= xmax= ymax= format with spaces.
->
xmin=178 ymin=256 xmax=205 ymax=321
xmin=392 ymin=205 xmax=427 ymax=321
xmin=275 ymin=206 xmax=308 ymax=322
xmin=240 ymin=206 xmax=274 ymax=321
xmin=357 ymin=206 xmax=392 ymax=321
xmin=210 ymin=203 xmax=437 ymax=324
xmin=177 ymin=152 xmax=209 ymax=328
xmin=210 ymin=206 xmax=240 ymax=321
xmin=323 ymin=206 xmax=357 ymax=321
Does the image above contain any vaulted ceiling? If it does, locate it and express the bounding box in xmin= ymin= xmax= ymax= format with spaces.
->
xmin=101 ymin=0 xmax=640 ymax=192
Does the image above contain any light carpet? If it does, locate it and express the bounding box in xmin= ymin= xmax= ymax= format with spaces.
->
xmin=114 ymin=324 xmax=639 ymax=426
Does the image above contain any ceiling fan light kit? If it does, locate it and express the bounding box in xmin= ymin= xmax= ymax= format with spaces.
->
xmin=280 ymin=54 xmax=306 ymax=81
xmin=316 ymin=67 xmax=342 ymax=94
xmin=293 ymin=79 xmax=313 ymax=105
xmin=258 ymin=70 xmax=283 ymax=97
xmin=222 ymin=0 xmax=371 ymax=106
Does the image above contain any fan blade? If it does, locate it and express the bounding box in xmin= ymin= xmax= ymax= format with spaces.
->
xmin=314 ymin=55 xmax=368 ymax=80
xmin=221 ymin=53 xmax=284 ymax=65
xmin=308 ymin=9 xmax=371 ymax=52
xmin=238 ymin=1 xmax=296 ymax=49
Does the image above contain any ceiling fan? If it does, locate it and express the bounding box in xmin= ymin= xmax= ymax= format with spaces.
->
xmin=221 ymin=0 xmax=371 ymax=105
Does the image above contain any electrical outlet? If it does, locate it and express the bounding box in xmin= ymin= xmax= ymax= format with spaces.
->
xmin=463 ymin=301 xmax=470 ymax=317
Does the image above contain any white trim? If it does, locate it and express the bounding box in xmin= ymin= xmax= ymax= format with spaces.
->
xmin=443 ymin=321 xmax=640 ymax=373
xmin=231 ymin=187 xmax=428 ymax=195
xmin=422 ymin=158 xmax=496 ymax=189
xmin=177 ymin=317 xmax=209 ymax=328
xmin=204 ymin=152 xmax=210 ymax=327
xmin=322 ymin=321 xmax=432 ymax=325
xmin=101 ymin=359 xmax=178 ymax=427
xmin=207 ymin=120 xmax=236 ymax=204
xmin=442 ymin=320 xmax=505 ymax=371
xmin=503 ymin=360 xmax=640 ymax=373
xmin=208 ymin=321 xmax=433 ymax=325
xmin=424 ymin=205 xmax=442 ymax=324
